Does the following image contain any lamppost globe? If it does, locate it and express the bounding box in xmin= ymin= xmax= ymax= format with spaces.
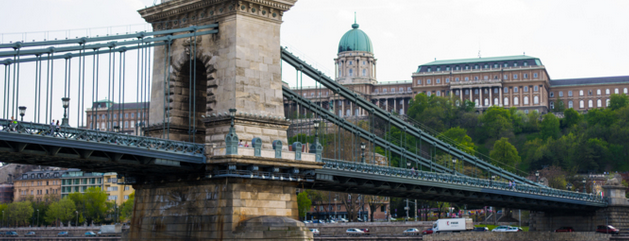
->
xmin=61 ymin=97 xmax=70 ymax=127
xmin=582 ymin=177 xmax=587 ymax=193
xmin=360 ymin=142 xmax=366 ymax=164
xmin=18 ymin=106 xmax=26 ymax=121
xmin=452 ymin=158 xmax=457 ymax=174
xmin=228 ymin=108 xmax=237 ymax=127
xmin=62 ymin=97 xmax=70 ymax=108
xmin=360 ymin=142 xmax=366 ymax=150
xmin=535 ymin=170 xmax=540 ymax=183
xmin=313 ymin=120 xmax=320 ymax=128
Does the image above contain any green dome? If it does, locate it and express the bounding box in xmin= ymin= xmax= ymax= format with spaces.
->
xmin=338 ymin=22 xmax=373 ymax=54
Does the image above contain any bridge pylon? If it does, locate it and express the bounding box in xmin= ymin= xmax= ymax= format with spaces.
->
xmin=129 ymin=1 xmax=319 ymax=240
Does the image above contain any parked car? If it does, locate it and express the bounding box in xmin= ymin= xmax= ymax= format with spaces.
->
xmin=555 ymin=227 xmax=574 ymax=232
xmin=25 ymin=231 xmax=36 ymax=237
xmin=492 ymin=226 xmax=514 ymax=232
xmin=309 ymin=228 xmax=320 ymax=236
xmin=346 ymin=228 xmax=364 ymax=236
xmin=356 ymin=218 xmax=365 ymax=222
xmin=57 ymin=231 xmax=69 ymax=237
xmin=359 ymin=228 xmax=370 ymax=235
xmin=302 ymin=220 xmax=311 ymax=224
xmin=403 ymin=228 xmax=420 ymax=235
xmin=473 ymin=227 xmax=489 ymax=232
xmin=422 ymin=228 xmax=434 ymax=235
xmin=328 ymin=219 xmax=336 ymax=223
xmin=85 ymin=231 xmax=97 ymax=237
xmin=596 ymin=225 xmax=619 ymax=234
xmin=338 ymin=218 xmax=348 ymax=223
xmin=4 ymin=231 xmax=18 ymax=237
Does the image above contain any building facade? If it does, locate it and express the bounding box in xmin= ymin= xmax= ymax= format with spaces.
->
xmin=60 ymin=169 xmax=104 ymax=198
xmin=103 ymin=173 xmax=134 ymax=206
xmin=286 ymin=21 xmax=629 ymax=117
xmin=85 ymin=100 xmax=150 ymax=135
xmin=0 ymin=184 xmax=14 ymax=203
xmin=13 ymin=169 xmax=64 ymax=202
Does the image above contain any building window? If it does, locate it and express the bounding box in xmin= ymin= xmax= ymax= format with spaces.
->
xmin=437 ymin=91 xmax=441 ymax=96
xmin=427 ymin=68 xmax=431 ymax=72
xmin=474 ymin=76 xmax=479 ymax=80
xmin=589 ymin=90 xmax=593 ymax=96
xmin=504 ymin=97 xmax=509 ymax=105
xmin=362 ymin=69 xmax=366 ymax=76
xmin=597 ymin=89 xmax=601 ymax=95
xmin=399 ymin=87 xmax=404 ymax=92
xmin=445 ymin=78 xmax=450 ymax=83
xmin=465 ymin=77 xmax=469 ymax=81
xmin=513 ymin=74 xmax=518 ymax=79
xmin=514 ymin=97 xmax=519 ymax=105
xmin=114 ymin=114 xmax=117 ymax=119
xmin=446 ymin=66 xmax=451 ymax=71
xmin=550 ymin=92 xmax=554 ymax=97
xmin=124 ymin=122 xmax=128 ymax=128
xmin=503 ymin=63 xmax=509 ymax=68
xmin=494 ymin=88 xmax=498 ymax=94
xmin=580 ymin=100 xmax=584 ymax=109
xmin=465 ymin=65 xmax=469 ymax=70
xmin=503 ymin=74 xmax=508 ymax=80
xmin=465 ymin=89 xmax=469 ymax=95
xmin=569 ymin=101 xmax=573 ymax=108
xmin=417 ymin=80 xmax=421 ymax=85
xmin=534 ymin=96 xmax=539 ymax=104
xmin=606 ymin=89 xmax=610 ymax=95
xmin=588 ymin=100 xmax=593 ymax=108
xmin=475 ymin=99 xmax=479 ymax=107
xmin=407 ymin=87 xmax=412 ymax=92
xmin=484 ymin=98 xmax=489 ymax=106
xmin=579 ymin=90 xmax=584 ymax=96
xmin=550 ymin=101 xmax=555 ymax=109
xmin=514 ymin=63 xmax=518 ymax=67
xmin=534 ymin=86 xmax=539 ymax=91
xmin=484 ymin=64 xmax=489 ymax=69
xmin=436 ymin=79 xmax=441 ymax=84
xmin=427 ymin=79 xmax=431 ymax=84
xmin=514 ymin=87 xmax=519 ymax=93
xmin=597 ymin=99 xmax=602 ymax=107
xmin=525 ymin=110 xmax=529 ymax=114
xmin=474 ymin=89 xmax=479 ymax=94
xmin=568 ymin=91 xmax=573 ymax=97
xmin=455 ymin=78 xmax=460 ymax=82
xmin=504 ymin=87 xmax=509 ymax=93
xmin=484 ymin=76 xmax=489 ymax=80
xmin=383 ymin=89 xmax=387 ymax=93
xmin=607 ymin=99 xmax=611 ymax=107
xmin=494 ymin=98 xmax=499 ymax=105
xmin=524 ymin=96 xmax=529 ymax=105
xmin=494 ymin=64 xmax=499 ymax=68
xmin=524 ymin=62 xmax=528 ymax=66
xmin=455 ymin=90 xmax=460 ymax=96
xmin=391 ymin=88 xmax=395 ymax=93
xmin=534 ymin=73 xmax=538 ymax=78
xmin=427 ymin=92 xmax=431 ymax=97
xmin=349 ymin=69 xmax=353 ymax=76
xmin=455 ymin=66 xmax=460 ymax=70
xmin=523 ymin=74 xmax=528 ymax=79
xmin=349 ymin=61 xmax=353 ymax=65
xmin=524 ymin=86 xmax=529 ymax=92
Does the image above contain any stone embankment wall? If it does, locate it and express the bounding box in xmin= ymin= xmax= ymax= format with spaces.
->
xmin=530 ymin=206 xmax=629 ymax=232
xmin=306 ymin=221 xmax=432 ymax=236
xmin=0 ymin=226 xmax=119 ymax=238
xmin=422 ymin=232 xmax=611 ymax=241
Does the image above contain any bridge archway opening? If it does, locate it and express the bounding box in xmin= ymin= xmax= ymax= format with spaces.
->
xmin=176 ymin=58 xmax=207 ymax=143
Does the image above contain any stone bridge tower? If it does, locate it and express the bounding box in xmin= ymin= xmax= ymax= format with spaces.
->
xmin=128 ymin=1 xmax=321 ymax=240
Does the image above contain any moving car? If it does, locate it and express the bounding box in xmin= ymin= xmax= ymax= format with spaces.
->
xmin=57 ymin=231 xmax=69 ymax=237
xmin=359 ymin=228 xmax=370 ymax=235
xmin=596 ymin=225 xmax=619 ymax=234
xmin=85 ymin=231 xmax=97 ymax=237
xmin=492 ymin=226 xmax=514 ymax=232
xmin=555 ymin=227 xmax=574 ymax=232
xmin=403 ymin=228 xmax=420 ymax=235
xmin=4 ymin=231 xmax=18 ymax=237
xmin=338 ymin=218 xmax=349 ymax=223
xmin=473 ymin=227 xmax=489 ymax=232
xmin=346 ymin=228 xmax=364 ymax=236
xmin=25 ymin=231 xmax=36 ymax=237
xmin=309 ymin=228 xmax=320 ymax=236
xmin=422 ymin=228 xmax=434 ymax=235
xmin=432 ymin=218 xmax=474 ymax=233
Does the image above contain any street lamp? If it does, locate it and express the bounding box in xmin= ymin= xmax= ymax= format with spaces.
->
xmin=18 ymin=106 xmax=26 ymax=121
xmin=535 ymin=170 xmax=540 ymax=183
xmin=566 ymin=183 xmax=573 ymax=191
xmin=113 ymin=125 xmax=120 ymax=133
xmin=229 ymin=108 xmax=237 ymax=128
xmin=452 ymin=158 xmax=457 ymax=175
xmin=360 ymin=142 xmax=366 ymax=164
xmin=582 ymin=177 xmax=587 ymax=193
xmin=313 ymin=119 xmax=320 ymax=144
xmin=75 ymin=211 xmax=79 ymax=226
xmin=407 ymin=161 xmax=411 ymax=169
xmin=61 ymin=97 xmax=70 ymax=127
xmin=36 ymin=209 xmax=39 ymax=227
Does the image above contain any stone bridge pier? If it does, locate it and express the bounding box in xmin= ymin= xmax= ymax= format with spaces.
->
xmin=530 ymin=175 xmax=629 ymax=232
xmin=126 ymin=0 xmax=321 ymax=240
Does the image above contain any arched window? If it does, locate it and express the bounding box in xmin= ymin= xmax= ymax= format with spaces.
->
xmin=101 ymin=123 xmax=105 ymax=129
xmin=559 ymin=91 xmax=563 ymax=97
xmin=504 ymin=98 xmax=509 ymax=106
xmin=624 ymin=88 xmax=628 ymax=94
xmin=436 ymin=91 xmax=441 ymax=96
xmin=349 ymin=69 xmax=353 ymax=76
xmin=436 ymin=79 xmax=441 ymax=84
xmin=362 ymin=69 xmax=366 ymax=76
xmin=114 ymin=114 xmax=117 ymax=119
xmin=534 ymin=96 xmax=539 ymax=104
xmin=579 ymin=100 xmax=584 ymax=109
xmin=607 ymin=99 xmax=610 ymax=107
xmin=399 ymin=109 xmax=404 ymax=115
xmin=514 ymin=97 xmax=519 ymax=105
xmin=550 ymin=101 xmax=555 ymax=109
xmin=587 ymin=100 xmax=592 ymax=108
xmin=124 ymin=121 xmax=129 ymax=128
xmin=597 ymin=89 xmax=601 ymax=95
xmin=131 ymin=113 xmax=135 ymax=118
xmin=484 ymin=98 xmax=489 ymax=106
xmin=597 ymin=99 xmax=602 ymax=107
xmin=494 ymin=98 xmax=499 ymax=106
xmin=579 ymin=90 xmax=584 ymax=96
xmin=427 ymin=79 xmax=432 ymax=84
xmin=606 ymin=89 xmax=610 ymax=95
xmin=504 ymin=87 xmax=509 ymax=93
xmin=399 ymin=87 xmax=404 ymax=92
xmin=524 ymin=96 xmax=529 ymax=105
xmin=339 ymin=110 xmax=343 ymax=117
xmin=346 ymin=109 xmax=351 ymax=116
xmin=391 ymin=88 xmax=396 ymax=93
xmin=569 ymin=101 xmax=573 ymax=108
xmin=475 ymin=99 xmax=479 ymax=107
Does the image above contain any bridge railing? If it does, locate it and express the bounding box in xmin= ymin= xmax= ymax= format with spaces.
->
xmin=321 ymin=158 xmax=606 ymax=204
xmin=0 ymin=119 xmax=205 ymax=156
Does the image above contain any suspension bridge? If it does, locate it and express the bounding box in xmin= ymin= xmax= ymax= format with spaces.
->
xmin=0 ymin=0 xmax=623 ymax=239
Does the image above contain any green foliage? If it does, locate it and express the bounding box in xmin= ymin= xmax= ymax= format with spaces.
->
xmin=120 ymin=192 xmax=135 ymax=222
xmin=68 ymin=187 xmax=109 ymax=223
xmin=440 ymin=127 xmax=476 ymax=154
xmin=554 ymin=97 xmax=566 ymax=113
xmin=540 ymin=114 xmax=560 ymax=140
xmin=480 ymin=107 xmax=514 ymax=140
xmin=44 ymin=198 xmax=76 ymax=225
xmin=562 ymin=108 xmax=581 ymax=128
xmin=609 ymin=94 xmax=629 ymax=111
xmin=297 ymin=192 xmax=312 ymax=219
xmin=489 ymin=138 xmax=521 ymax=171
xmin=7 ymin=201 xmax=34 ymax=226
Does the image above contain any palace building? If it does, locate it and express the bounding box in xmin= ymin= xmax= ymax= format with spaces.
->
xmin=287 ymin=21 xmax=629 ymax=116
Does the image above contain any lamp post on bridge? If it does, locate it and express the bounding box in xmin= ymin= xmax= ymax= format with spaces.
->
xmin=360 ymin=142 xmax=366 ymax=164
xmin=452 ymin=158 xmax=457 ymax=175
xmin=313 ymin=119 xmax=320 ymax=145
xmin=61 ymin=97 xmax=70 ymax=127
xmin=18 ymin=106 xmax=26 ymax=121
xmin=583 ymin=177 xmax=587 ymax=193
xmin=566 ymin=183 xmax=573 ymax=191
xmin=535 ymin=170 xmax=539 ymax=183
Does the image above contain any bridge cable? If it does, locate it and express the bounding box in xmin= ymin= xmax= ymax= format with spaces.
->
xmin=136 ymin=41 xmax=141 ymax=135
xmin=166 ymin=37 xmax=172 ymax=139
xmin=192 ymin=32 xmax=198 ymax=142
xmin=34 ymin=54 xmax=40 ymax=122
xmin=3 ymin=62 xmax=8 ymax=119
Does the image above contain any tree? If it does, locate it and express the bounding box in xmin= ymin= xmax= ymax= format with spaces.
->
xmin=7 ymin=201 xmax=34 ymax=226
xmin=339 ymin=193 xmax=362 ymax=222
xmin=540 ymin=113 xmax=560 ymax=140
xmin=120 ymin=192 xmax=135 ymax=222
xmin=609 ymin=93 xmax=629 ymax=110
xmin=489 ymin=138 xmax=521 ymax=172
xmin=562 ymin=108 xmax=581 ymax=128
xmin=480 ymin=107 xmax=514 ymax=140
xmin=44 ymin=198 xmax=76 ymax=226
xmin=554 ymin=97 xmax=566 ymax=113
xmin=297 ymin=192 xmax=311 ymax=220
xmin=365 ymin=195 xmax=387 ymax=222
xmin=68 ymin=187 xmax=109 ymax=224
xmin=440 ymin=127 xmax=476 ymax=154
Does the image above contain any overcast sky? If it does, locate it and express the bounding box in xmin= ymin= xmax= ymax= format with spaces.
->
xmin=1 ymin=0 xmax=628 ymax=91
